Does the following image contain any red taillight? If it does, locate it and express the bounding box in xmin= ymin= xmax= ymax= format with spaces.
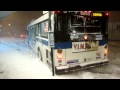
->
xmin=20 ymin=35 xmax=23 ymax=38
xmin=105 ymin=13 xmax=109 ymax=16
xmin=54 ymin=11 xmax=61 ymax=14
xmin=57 ymin=54 xmax=63 ymax=60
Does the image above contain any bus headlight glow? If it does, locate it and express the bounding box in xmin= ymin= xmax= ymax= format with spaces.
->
xmin=57 ymin=55 xmax=63 ymax=60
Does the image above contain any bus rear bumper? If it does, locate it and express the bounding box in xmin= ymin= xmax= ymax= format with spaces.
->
xmin=55 ymin=59 xmax=109 ymax=74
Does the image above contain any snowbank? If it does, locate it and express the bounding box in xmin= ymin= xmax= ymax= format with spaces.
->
xmin=0 ymin=37 xmax=120 ymax=79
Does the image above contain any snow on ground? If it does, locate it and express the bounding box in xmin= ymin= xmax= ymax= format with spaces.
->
xmin=0 ymin=37 xmax=120 ymax=79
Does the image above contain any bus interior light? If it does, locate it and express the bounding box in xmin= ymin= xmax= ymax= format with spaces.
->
xmin=84 ymin=35 xmax=88 ymax=40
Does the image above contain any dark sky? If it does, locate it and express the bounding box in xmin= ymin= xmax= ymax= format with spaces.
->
xmin=0 ymin=11 xmax=42 ymax=36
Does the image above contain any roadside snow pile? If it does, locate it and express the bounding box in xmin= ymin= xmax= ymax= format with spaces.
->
xmin=81 ymin=72 xmax=94 ymax=79
xmin=0 ymin=37 xmax=120 ymax=79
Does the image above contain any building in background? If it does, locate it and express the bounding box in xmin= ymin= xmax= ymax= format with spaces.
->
xmin=108 ymin=11 xmax=120 ymax=40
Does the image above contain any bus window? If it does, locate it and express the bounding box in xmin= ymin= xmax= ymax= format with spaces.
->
xmin=70 ymin=15 xmax=85 ymax=33
xmin=85 ymin=17 xmax=101 ymax=33
xmin=29 ymin=26 xmax=33 ymax=39
xmin=40 ymin=20 xmax=48 ymax=38
xmin=36 ymin=24 xmax=39 ymax=36
xmin=86 ymin=18 xmax=100 ymax=26
xmin=32 ymin=25 xmax=36 ymax=39
xmin=38 ymin=23 xmax=41 ymax=36
xmin=55 ymin=14 xmax=69 ymax=42
xmin=71 ymin=15 xmax=84 ymax=26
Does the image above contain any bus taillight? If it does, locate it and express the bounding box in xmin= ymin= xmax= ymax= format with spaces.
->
xmin=105 ymin=13 xmax=109 ymax=16
xmin=57 ymin=54 xmax=63 ymax=60
xmin=104 ymin=45 xmax=108 ymax=54
xmin=57 ymin=49 xmax=62 ymax=54
xmin=104 ymin=49 xmax=107 ymax=54
xmin=53 ymin=11 xmax=61 ymax=14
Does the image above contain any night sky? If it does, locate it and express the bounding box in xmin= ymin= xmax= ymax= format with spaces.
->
xmin=0 ymin=11 xmax=42 ymax=36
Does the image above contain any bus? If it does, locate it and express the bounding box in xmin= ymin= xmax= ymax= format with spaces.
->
xmin=27 ymin=11 xmax=109 ymax=74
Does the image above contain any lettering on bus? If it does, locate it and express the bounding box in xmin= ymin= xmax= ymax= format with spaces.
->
xmin=74 ymin=44 xmax=85 ymax=50
xmin=72 ymin=42 xmax=86 ymax=52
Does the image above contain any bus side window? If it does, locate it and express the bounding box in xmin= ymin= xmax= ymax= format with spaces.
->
xmin=30 ymin=26 xmax=33 ymax=39
xmin=36 ymin=24 xmax=39 ymax=36
xmin=33 ymin=25 xmax=36 ymax=39
xmin=39 ymin=23 xmax=41 ymax=37
xmin=41 ymin=20 xmax=48 ymax=38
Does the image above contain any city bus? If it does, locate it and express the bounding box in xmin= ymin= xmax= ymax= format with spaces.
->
xmin=27 ymin=11 xmax=109 ymax=74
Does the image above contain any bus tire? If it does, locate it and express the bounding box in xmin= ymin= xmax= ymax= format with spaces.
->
xmin=38 ymin=48 xmax=43 ymax=62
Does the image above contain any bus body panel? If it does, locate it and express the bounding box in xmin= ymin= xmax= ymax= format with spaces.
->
xmin=54 ymin=40 xmax=108 ymax=68
xmin=35 ymin=37 xmax=52 ymax=66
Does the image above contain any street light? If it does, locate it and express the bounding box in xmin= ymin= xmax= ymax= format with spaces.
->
xmin=0 ymin=25 xmax=2 ymax=27
xmin=8 ymin=24 xmax=11 ymax=26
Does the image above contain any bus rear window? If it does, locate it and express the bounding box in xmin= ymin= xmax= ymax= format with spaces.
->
xmin=85 ymin=17 xmax=101 ymax=33
xmin=71 ymin=15 xmax=84 ymax=26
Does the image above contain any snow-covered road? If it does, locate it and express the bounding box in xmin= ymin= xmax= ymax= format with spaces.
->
xmin=0 ymin=37 xmax=120 ymax=79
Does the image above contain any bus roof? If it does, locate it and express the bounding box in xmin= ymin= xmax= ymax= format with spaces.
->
xmin=27 ymin=12 xmax=49 ymax=28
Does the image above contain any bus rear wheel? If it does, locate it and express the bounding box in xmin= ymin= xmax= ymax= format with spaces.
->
xmin=38 ymin=49 xmax=42 ymax=62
